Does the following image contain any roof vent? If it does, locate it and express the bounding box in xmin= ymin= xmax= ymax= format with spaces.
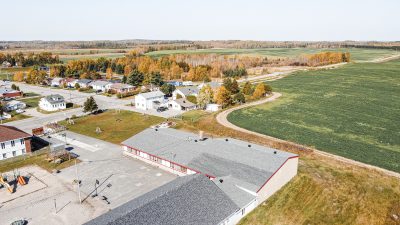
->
xmin=248 ymin=144 xmax=251 ymax=147
xmin=274 ymin=151 xmax=277 ymax=154
xmin=194 ymin=140 xmax=198 ymax=142
xmin=219 ymin=179 xmax=223 ymax=183
xmin=155 ymin=129 xmax=158 ymax=131
xmin=225 ymin=139 xmax=228 ymax=142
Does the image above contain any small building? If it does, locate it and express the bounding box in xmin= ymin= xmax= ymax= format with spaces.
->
xmin=172 ymin=86 xmax=199 ymax=100
xmin=0 ymin=88 xmax=22 ymax=98
xmin=0 ymin=125 xmax=32 ymax=160
xmin=206 ymin=103 xmax=222 ymax=112
xmin=134 ymin=91 xmax=165 ymax=110
xmin=5 ymin=100 xmax=26 ymax=111
xmin=76 ymin=79 xmax=92 ymax=88
xmin=1 ymin=61 xmax=12 ymax=68
xmin=198 ymin=81 xmax=221 ymax=90
xmin=107 ymin=83 xmax=135 ymax=93
xmin=51 ymin=77 xmax=65 ymax=87
xmin=66 ymin=78 xmax=78 ymax=88
xmin=168 ymin=98 xmax=197 ymax=111
xmin=167 ymin=80 xmax=183 ymax=87
xmin=182 ymin=81 xmax=194 ymax=86
xmin=90 ymin=80 xmax=111 ymax=92
xmin=39 ymin=94 xmax=66 ymax=111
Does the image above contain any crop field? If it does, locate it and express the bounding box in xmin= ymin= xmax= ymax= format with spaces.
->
xmin=58 ymin=52 xmax=126 ymax=62
xmin=146 ymin=48 xmax=398 ymax=62
xmin=228 ymin=60 xmax=400 ymax=172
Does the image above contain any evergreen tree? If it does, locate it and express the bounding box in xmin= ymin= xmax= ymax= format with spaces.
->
xmin=223 ymin=78 xmax=233 ymax=93
xmin=231 ymin=79 xmax=240 ymax=94
xmin=83 ymin=96 xmax=98 ymax=113
xmin=160 ymin=83 xmax=176 ymax=96
xmin=128 ymin=69 xmax=144 ymax=86
xmin=122 ymin=75 xmax=127 ymax=84
xmin=242 ymin=81 xmax=253 ymax=95
xmin=233 ymin=92 xmax=246 ymax=104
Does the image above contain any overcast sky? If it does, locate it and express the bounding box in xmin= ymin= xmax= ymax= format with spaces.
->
xmin=1 ymin=0 xmax=399 ymax=41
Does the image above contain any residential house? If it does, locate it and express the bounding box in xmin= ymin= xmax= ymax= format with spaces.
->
xmin=168 ymin=98 xmax=197 ymax=111
xmin=121 ymin=128 xmax=298 ymax=224
xmin=76 ymin=79 xmax=92 ymax=88
xmin=66 ymin=78 xmax=78 ymax=88
xmin=0 ymin=88 xmax=22 ymax=98
xmin=141 ymin=84 xmax=160 ymax=92
xmin=172 ymin=86 xmax=199 ymax=100
xmin=39 ymin=94 xmax=66 ymax=111
xmin=134 ymin=91 xmax=165 ymax=110
xmin=5 ymin=100 xmax=26 ymax=111
xmin=90 ymin=80 xmax=111 ymax=92
xmin=0 ymin=125 xmax=32 ymax=160
xmin=167 ymin=80 xmax=183 ymax=87
xmin=85 ymin=174 xmax=239 ymax=225
xmin=1 ymin=61 xmax=12 ymax=68
xmin=108 ymin=83 xmax=135 ymax=93
xmin=51 ymin=77 xmax=65 ymax=87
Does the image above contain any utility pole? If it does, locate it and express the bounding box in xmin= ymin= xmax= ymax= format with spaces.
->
xmin=75 ymin=159 xmax=82 ymax=204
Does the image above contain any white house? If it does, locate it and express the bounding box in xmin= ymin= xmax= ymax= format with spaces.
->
xmin=206 ymin=103 xmax=222 ymax=112
xmin=172 ymin=86 xmax=199 ymax=100
xmin=168 ymin=98 xmax=197 ymax=111
xmin=76 ymin=79 xmax=92 ymax=88
xmin=0 ymin=125 xmax=32 ymax=161
xmin=90 ymin=80 xmax=111 ymax=92
xmin=134 ymin=91 xmax=165 ymax=110
xmin=39 ymin=94 xmax=66 ymax=111
xmin=51 ymin=77 xmax=65 ymax=87
xmin=66 ymin=78 xmax=78 ymax=88
xmin=5 ymin=100 xmax=26 ymax=111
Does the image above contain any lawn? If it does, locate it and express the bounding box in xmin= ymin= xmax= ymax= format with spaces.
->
xmin=20 ymin=97 xmax=42 ymax=108
xmin=175 ymin=112 xmax=400 ymax=225
xmin=146 ymin=48 xmax=398 ymax=62
xmin=228 ymin=60 xmax=400 ymax=173
xmin=59 ymin=110 xmax=164 ymax=144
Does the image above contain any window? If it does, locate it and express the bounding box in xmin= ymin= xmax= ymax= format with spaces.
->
xmin=11 ymin=140 xmax=15 ymax=147
xmin=2 ymin=153 xmax=7 ymax=159
xmin=12 ymin=151 xmax=16 ymax=157
xmin=20 ymin=139 xmax=24 ymax=145
xmin=1 ymin=143 xmax=5 ymax=149
xmin=241 ymin=208 xmax=246 ymax=215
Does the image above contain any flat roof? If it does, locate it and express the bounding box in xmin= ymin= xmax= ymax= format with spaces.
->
xmin=122 ymin=128 xmax=298 ymax=194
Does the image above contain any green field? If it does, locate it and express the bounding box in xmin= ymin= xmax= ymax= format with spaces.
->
xmin=60 ymin=110 xmax=164 ymax=144
xmin=228 ymin=60 xmax=400 ymax=172
xmin=146 ymin=48 xmax=398 ymax=62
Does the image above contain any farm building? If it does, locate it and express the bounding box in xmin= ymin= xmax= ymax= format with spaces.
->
xmin=39 ymin=94 xmax=66 ymax=111
xmin=121 ymin=128 xmax=298 ymax=224
xmin=134 ymin=91 xmax=165 ymax=110
xmin=0 ymin=125 xmax=32 ymax=160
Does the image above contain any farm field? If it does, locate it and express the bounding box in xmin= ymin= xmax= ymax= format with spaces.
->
xmin=146 ymin=47 xmax=398 ymax=62
xmin=228 ymin=60 xmax=400 ymax=173
xmin=59 ymin=110 xmax=164 ymax=144
xmin=58 ymin=52 xmax=126 ymax=62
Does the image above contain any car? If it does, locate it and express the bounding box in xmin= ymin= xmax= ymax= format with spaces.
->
xmin=157 ymin=106 xmax=168 ymax=112
xmin=16 ymin=109 xmax=25 ymax=114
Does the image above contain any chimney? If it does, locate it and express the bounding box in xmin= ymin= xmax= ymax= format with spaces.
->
xmin=199 ymin=130 xmax=204 ymax=140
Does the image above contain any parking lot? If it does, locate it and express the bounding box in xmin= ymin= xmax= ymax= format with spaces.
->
xmin=0 ymin=131 xmax=177 ymax=224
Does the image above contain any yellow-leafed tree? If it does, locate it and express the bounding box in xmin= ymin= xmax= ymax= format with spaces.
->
xmin=106 ymin=67 xmax=113 ymax=79
xmin=214 ymin=86 xmax=232 ymax=108
xmin=252 ymin=83 xmax=267 ymax=99
xmin=13 ymin=72 xmax=24 ymax=82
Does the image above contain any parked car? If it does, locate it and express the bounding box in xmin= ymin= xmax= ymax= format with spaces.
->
xmin=157 ymin=106 xmax=168 ymax=112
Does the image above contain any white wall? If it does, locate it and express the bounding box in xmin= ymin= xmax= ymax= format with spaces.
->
xmin=0 ymin=138 xmax=26 ymax=160
xmin=39 ymin=99 xmax=66 ymax=111
xmin=135 ymin=95 xmax=164 ymax=110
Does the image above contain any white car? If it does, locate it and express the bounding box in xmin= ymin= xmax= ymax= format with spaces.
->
xmin=16 ymin=109 xmax=25 ymax=114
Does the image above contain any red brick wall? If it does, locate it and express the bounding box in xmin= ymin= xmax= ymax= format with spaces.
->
xmin=24 ymin=138 xmax=32 ymax=153
xmin=2 ymin=91 xmax=22 ymax=98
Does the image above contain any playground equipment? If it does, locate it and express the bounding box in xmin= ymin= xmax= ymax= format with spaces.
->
xmin=0 ymin=175 xmax=13 ymax=193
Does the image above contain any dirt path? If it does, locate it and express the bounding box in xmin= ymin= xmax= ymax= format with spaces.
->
xmin=216 ymin=92 xmax=400 ymax=179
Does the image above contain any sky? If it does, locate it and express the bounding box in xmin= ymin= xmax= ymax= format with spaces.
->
xmin=1 ymin=0 xmax=399 ymax=41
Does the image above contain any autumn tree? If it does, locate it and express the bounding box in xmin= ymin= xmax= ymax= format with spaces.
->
xmin=214 ymin=86 xmax=232 ymax=108
xmin=252 ymin=83 xmax=272 ymax=99
xmin=106 ymin=67 xmax=113 ymax=79
xmin=242 ymin=81 xmax=253 ymax=95
xmin=197 ymin=84 xmax=214 ymax=109
xmin=233 ymin=92 xmax=245 ymax=104
xmin=13 ymin=72 xmax=24 ymax=82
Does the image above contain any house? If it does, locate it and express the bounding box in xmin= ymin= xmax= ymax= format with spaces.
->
xmin=5 ymin=100 xmax=26 ymax=111
xmin=39 ymin=94 xmax=66 ymax=111
xmin=51 ymin=77 xmax=65 ymax=87
xmin=0 ymin=125 xmax=32 ymax=160
xmin=141 ymin=84 xmax=160 ymax=92
xmin=167 ymin=80 xmax=183 ymax=87
xmin=76 ymin=79 xmax=92 ymax=88
xmin=172 ymin=86 xmax=199 ymax=100
xmin=66 ymin=78 xmax=78 ymax=88
xmin=206 ymin=103 xmax=222 ymax=112
xmin=134 ymin=91 xmax=165 ymax=110
xmin=90 ymin=80 xmax=111 ymax=92
xmin=168 ymin=98 xmax=197 ymax=111
xmin=0 ymin=88 xmax=22 ymax=98
xmin=85 ymin=174 xmax=239 ymax=225
xmin=108 ymin=83 xmax=135 ymax=93
xmin=198 ymin=81 xmax=221 ymax=90
xmin=1 ymin=61 xmax=12 ymax=68
xmin=122 ymin=128 xmax=298 ymax=224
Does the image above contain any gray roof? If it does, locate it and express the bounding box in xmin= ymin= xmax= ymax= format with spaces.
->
xmin=84 ymin=174 xmax=238 ymax=225
xmin=77 ymin=79 xmax=92 ymax=84
xmin=176 ymin=86 xmax=199 ymax=96
xmin=44 ymin=94 xmax=65 ymax=104
xmin=122 ymin=128 xmax=297 ymax=206
xmin=90 ymin=80 xmax=110 ymax=87
xmin=199 ymin=82 xmax=221 ymax=89
xmin=137 ymin=90 xmax=165 ymax=99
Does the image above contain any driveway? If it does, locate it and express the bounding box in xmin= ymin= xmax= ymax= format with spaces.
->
xmin=52 ymin=131 xmax=177 ymax=209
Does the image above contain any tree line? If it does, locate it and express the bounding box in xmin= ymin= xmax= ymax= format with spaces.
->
xmin=0 ymin=52 xmax=60 ymax=67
